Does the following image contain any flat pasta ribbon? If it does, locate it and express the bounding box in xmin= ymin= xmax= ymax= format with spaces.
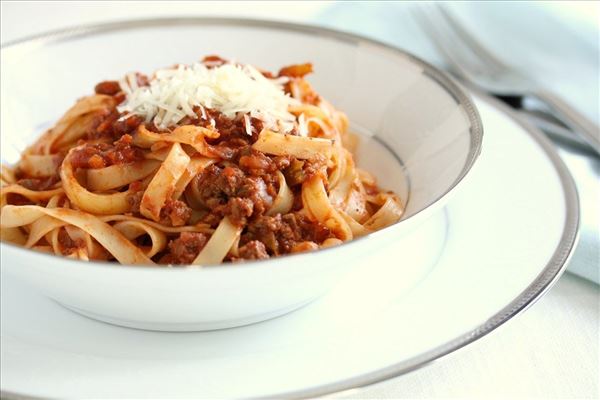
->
xmin=1 ymin=205 xmax=153 ymax=265
xmin=60 ymin=146 xmax=133 ymax=215
xmin=139 ymin=143 xmax=190 ymax=221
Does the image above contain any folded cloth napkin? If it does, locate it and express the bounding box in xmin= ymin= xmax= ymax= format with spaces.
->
xmin=315 ymin=1 xmax=599 ymax=284
xmin=554 ymin=142 xmax=600 ymax=283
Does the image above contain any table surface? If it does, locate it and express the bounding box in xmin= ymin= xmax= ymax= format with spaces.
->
xmin=1 ymin=1 xmax=598 ymax=399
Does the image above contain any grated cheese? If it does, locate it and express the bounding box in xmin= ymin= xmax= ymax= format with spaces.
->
xmin=117 ymin=62 xmax=299 ymax=132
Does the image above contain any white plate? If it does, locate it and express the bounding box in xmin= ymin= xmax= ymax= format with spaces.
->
xmin=0 ymin=94 xmax=578 ymax=398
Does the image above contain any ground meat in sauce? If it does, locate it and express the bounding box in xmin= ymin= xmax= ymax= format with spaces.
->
xmin=238 ymin=149 xmax=272 ymax=172
xmin=161 ymin=232 xmax=208 ymax=264
xmin=16 ymin=175 xmax=60 ymax=191
xmin=57 ymin=229 xmax=84 ymax=254
xmin=194 ymin=164 xmax=274 ymax=225
xmin=90 ymin=111 xmax=142 ymax=140
xmin=278 ymin=63 xmax=313 ymax=78
xmin=126 ymin=181 xmax=145 ymax=213
xmin=238 ymin=149 xmax=290 ymax=176
xmin=159 ymin=199 xmax=192 ymax=227
xmin=209 ymin=141 xmax=245 ymax=160
xmin=89 ymin=110 xmax=118 ymax=138
xmin=5 ymin=194 xmax=34 ymax=206
xmin=70 ymin=134 xmax=144 ymax=169
xmin=182 ymin=108 xmax=264 ymax=145
xmin=89 ymin=77 xmax=144 ymax=140
xmin=303 ymin=154 xmax=327 ymax=179
xmin=236 ymin=240 xmax=269 ymax=260
xmin=9 ymin=174 xmax=59 ymax=204
xmin=201 ymin=55 xmax=228 ymax=67
xmin=94 ymin=80 xmax=121 ymax=96
xmin=176 ymin=110 xmax=261 ymax=160
xmin=222 ymin=197 xmax=254 ymax=225
xmin=283 ymin=159 xmax=306 ymax=186
xmin=113 ymin=115 xmax=143 ymax=137
xmin=95 ymin=73 xmax=147 ymax=95
xmin=301 ymin=91 xmax=320 ymax=106
xmin=283 ymin=156 xmax=327 ymax=187
xmin=243 ymin=212 xmax=332 ymax=255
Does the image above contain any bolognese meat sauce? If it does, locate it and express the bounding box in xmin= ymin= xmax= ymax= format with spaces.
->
xmin=3 ymin=56 xmax=404 ymax=265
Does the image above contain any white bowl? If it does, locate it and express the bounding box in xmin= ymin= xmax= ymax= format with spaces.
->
xmin=0 ymin=18 xmax=482 ymax=331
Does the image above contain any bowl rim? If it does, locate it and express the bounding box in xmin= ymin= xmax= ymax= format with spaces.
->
xmin=0 ymin=16 xmax=483 ymax=270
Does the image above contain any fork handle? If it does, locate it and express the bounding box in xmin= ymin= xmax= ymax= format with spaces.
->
xmin=532 ymin=89 xmax=600 ymax=156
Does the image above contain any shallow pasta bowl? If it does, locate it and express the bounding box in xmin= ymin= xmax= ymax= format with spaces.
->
xmin=0 ymin=18 xmax=482 ymax=331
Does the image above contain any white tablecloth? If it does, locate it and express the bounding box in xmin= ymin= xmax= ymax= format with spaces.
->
xmin=1 ymin=2 xmax=598 ymax=398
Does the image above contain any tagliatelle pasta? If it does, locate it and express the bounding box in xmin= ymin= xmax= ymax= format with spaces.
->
xmin=0 ymin=55 xmax=403 ymax=266
xmin=1 ymin=205 xmax=152 ymax=264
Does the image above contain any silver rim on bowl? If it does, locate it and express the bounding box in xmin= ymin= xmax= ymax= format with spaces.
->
xmin=0 ymin=18 xmax=578 ymax=399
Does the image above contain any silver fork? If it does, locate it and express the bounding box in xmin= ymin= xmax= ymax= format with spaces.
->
xmin=413 ymin=3 xmax=600 ymax=155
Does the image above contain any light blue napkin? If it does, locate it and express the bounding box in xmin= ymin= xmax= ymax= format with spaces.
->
xmin=315 ymin=2 xmax=599 ymax=284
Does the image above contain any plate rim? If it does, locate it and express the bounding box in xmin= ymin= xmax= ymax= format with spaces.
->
xmin=0 ymin=18 xmax=579 ymax=400
xmin=274 ymin=91 xmax=580 ymax=399
xmin=0 ymin=92 xmax=580 ymax=399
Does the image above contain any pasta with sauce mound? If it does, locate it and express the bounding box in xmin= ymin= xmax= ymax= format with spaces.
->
xmin=0 ymin=56 xmax=403 ymax=265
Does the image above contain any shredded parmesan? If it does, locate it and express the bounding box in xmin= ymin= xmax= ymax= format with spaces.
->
xmin=298 ymin=113 xmax=308 ymax=137
xmin=117 ymin=62 xmax=299 ymax=132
